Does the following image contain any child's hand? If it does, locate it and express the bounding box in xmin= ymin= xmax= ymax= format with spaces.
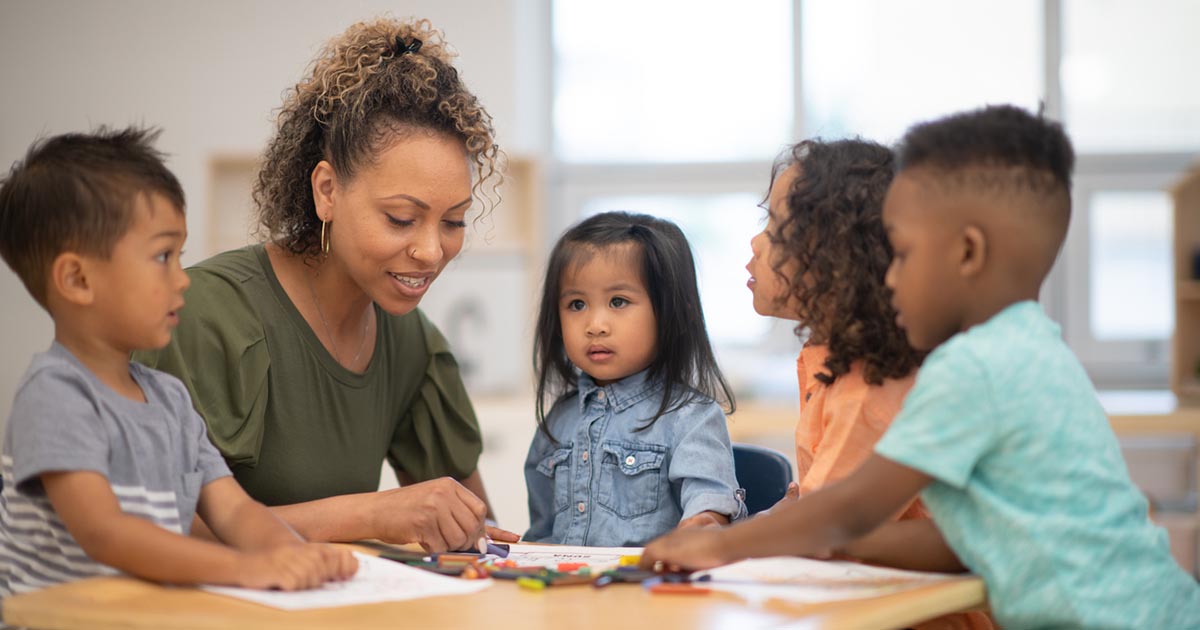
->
xmin=677 ymin=510 xmax=729 ymax=530
xmin=639 ymin=527 xmax=731 ymax=572
xmin=237 ymin=543 xmax=359 ymax=591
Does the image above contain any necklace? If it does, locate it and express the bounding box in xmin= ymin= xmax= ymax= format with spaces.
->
xmin=305 ymin=270 xmax=370 ymax=369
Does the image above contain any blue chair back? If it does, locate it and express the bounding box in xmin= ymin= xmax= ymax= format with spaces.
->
xmin=732 ymin=443 xmax=794 ymax=516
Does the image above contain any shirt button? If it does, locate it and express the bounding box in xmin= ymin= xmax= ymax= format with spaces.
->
xmin=625 ymin=455 xmax=636 ymax=466
xmin=577 ymin=502 xmax=586 ymax=513
xmin=582 ymin=450 xmax=589 ymax=462
xmin=596 ymin=391 xmax=606 ymax=401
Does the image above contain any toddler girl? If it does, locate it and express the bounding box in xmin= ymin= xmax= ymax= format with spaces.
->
xmin=523 ymin=211 xmax=745 ymax=547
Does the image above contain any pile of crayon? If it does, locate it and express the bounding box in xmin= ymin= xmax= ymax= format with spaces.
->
xmin=372 ymin=544 xmax=710 ymax=594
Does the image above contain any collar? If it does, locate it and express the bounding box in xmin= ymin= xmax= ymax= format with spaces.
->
xmin=797 ymin=343 xmax=831 ymax=398
xmin=575 ymin=368 xmax=659 ymax=414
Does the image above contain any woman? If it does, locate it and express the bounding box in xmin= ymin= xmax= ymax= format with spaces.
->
xmin=136 ymin=17 xmax=515 ymax=552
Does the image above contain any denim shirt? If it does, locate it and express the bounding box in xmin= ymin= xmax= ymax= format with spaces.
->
xmin=524 ymin=370 xmax=746 ymax=547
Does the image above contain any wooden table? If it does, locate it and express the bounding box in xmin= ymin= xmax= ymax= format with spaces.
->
xmin=3 ymin=568 xmax=985 ymax=630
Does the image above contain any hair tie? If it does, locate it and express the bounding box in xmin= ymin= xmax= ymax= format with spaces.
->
xmin=394 ymin=36 xmax=422 ymax=57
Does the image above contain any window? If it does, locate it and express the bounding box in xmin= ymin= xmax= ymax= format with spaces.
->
xmin=1062 ymin=0 xmax=1200 ymax=152
xmin=550 ymin=0 xmax=1196 ymax=392
xmin=1089 ymin=191 xmax=1173 ymax=341
xmin=553 ymin=0 xmax=792 ymax=163
xmin=802 ymin=0 xmax=1042 ymax=143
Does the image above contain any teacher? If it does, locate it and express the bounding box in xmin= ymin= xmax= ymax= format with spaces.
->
xmin=136 ymin=17 xmax=514 ymax=552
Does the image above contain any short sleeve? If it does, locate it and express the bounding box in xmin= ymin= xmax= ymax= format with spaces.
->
xmin=387 ymin=315 xmax=483 ymax=482
xmin=9 ymin=364 xmax=110 ymax=489
xmin=874 ymin=342 xmax=998 ymax=489
xmin=192 ymin=408 xmax=234 ymax=486
xmin=133 ymin=268 xmax=270 ymax=467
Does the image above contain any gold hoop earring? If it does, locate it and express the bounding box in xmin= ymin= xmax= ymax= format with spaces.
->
xmin=320 ymin=220 xmax=331 ymax=255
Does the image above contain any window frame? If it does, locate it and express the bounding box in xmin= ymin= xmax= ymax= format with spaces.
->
xmin=546 ymin=0 xmax=1192 ymax=391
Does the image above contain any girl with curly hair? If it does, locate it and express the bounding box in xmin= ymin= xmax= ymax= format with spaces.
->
xmin=745 ymin=138 xmax=993 ymax=628
xmin=136 ymin=17 xmax=518 ymax=552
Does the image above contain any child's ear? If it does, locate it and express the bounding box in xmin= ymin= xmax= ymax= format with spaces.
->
xmin=310 ymin=159 xmax=337 ymax=222
xmin=959 ymin=224 xmax=987 ymax=278
xmin=50 ymin=252 xmax=95 ymax=306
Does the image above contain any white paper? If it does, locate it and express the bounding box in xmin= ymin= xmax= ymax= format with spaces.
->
xmin=202 ymin=552 xmax=491 ymax=610
xmin=504 ymin=543 xmax=643 ymax=570
xmin=697 ymin=556 xmax=958 ymax=605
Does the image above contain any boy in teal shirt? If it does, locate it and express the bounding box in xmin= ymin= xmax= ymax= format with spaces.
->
xmin=642 ymin=105 xmax=1200 ymax=628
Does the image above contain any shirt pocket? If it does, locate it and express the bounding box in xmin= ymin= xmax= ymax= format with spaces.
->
xmin=175 ymin=470 xmax=204 ymax=535
xmin=534 ymin=444 xmax=573 ymax=513
xmin=597 ymin=440 xmax=667 ymax=519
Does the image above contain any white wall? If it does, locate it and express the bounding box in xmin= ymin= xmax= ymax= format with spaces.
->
xmin=0 ymin=0 xmax=546 ymax=526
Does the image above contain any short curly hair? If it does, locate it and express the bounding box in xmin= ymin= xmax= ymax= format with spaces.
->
xmin=254 ymin=17 xmax=503 ymax=259
xmin=768 ymin=138 xmax=922 ymax=386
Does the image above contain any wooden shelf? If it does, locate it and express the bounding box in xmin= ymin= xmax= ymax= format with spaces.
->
xmin=1179 ymin=382 xmax=1200 ymax=400
xmin=1172 ymin=167 xmax=1200 ymax=401
xmin=1179 ymin=281 xmax=1200 ymax=302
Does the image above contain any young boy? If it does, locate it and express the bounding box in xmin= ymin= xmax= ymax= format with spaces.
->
xmin=0 ymin=128 xmax=357 ymax=598
xmin=642 ymin=106 xmax=1200 ymax=628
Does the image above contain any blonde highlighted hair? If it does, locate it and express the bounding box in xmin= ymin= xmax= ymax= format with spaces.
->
xmin=254 ymin=17 xmax=503 ymax=258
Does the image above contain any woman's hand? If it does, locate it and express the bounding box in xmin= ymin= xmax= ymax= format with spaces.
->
xmin=237 ymin=543 xmax=358 ymax=591
xmin=371 ymin=477 xmax=489 ymax=552
xmin=485 ymin=525 xmax=521 ymax=543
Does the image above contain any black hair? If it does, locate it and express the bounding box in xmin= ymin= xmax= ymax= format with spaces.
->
xmin=767 ymin=138 xmax=922 ymax=386
xmin=0 ymin=126 xmax=185 ymax=308
xmin=533 ymin=211 xmax=734 ymax=436
xmin=895 ymin=104 xmax=1075 ymax=198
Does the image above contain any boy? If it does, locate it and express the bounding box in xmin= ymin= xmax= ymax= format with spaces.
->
xmin=0 ymin=128 xmax=356 ymax=598
xmin=642 ymin=106 xmax=1200 ymax=628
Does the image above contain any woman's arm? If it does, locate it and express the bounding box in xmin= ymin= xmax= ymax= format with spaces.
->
xmin=267 ymin=477 xmax=491 ymax=551
xmin=641 ymin=455 xmax=932 ymax=570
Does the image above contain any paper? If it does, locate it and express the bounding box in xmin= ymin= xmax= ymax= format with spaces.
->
xmin=202 ymin=552 xmax=490 ymax=610
xmin=697 ymin=556 xmax=958 ymax=604
xmin=504 ymin=543 xmax=642 ymax=570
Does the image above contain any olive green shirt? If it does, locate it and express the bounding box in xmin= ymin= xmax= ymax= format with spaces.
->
xmin=134 ymin=245 xmax=482 ymax=506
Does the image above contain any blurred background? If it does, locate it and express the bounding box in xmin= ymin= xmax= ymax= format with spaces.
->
xmin=1 ymin=0 xmax=1198 ymax=568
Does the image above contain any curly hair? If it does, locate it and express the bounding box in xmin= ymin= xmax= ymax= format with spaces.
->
xmin=768 ymin=138 xmax=922 ymax=386
xmin=253 ymin=17 xmax=503 ymax=259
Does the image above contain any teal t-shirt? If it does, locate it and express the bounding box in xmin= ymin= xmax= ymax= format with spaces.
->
xmin=876 ymin=301 xmax=1200 ymax=628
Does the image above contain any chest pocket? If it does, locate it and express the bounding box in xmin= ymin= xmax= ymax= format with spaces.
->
xmin=534 ymin=445 xmax=573 ymax=513
xmin=597 ymin=440 xmax=667 ymax=519
xmin=176 ymin=470 xmax=204 ymax=534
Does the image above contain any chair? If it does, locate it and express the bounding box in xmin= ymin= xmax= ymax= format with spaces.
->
xmin=733 ymin=443 xmax=794 ymax=516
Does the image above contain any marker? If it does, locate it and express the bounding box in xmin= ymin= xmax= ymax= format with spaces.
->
xmin=649 ymin=583 xmax=711 ymax=595
xmin=477 ymin=537 xmax=511 ymax=558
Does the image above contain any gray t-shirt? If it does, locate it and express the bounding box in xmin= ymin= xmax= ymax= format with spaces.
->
xmin=0 ymin=342 xmax=231 ymax=597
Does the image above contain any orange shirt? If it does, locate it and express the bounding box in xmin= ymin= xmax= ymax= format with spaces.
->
xmin=795 ymin=344 xmax=928 ymax=520
xmin=796 ymin=344 xmax=994 ymax=630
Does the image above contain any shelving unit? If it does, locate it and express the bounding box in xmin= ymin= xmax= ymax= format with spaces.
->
xmin=1172 ymin=167 xmax=1200 ymax=403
